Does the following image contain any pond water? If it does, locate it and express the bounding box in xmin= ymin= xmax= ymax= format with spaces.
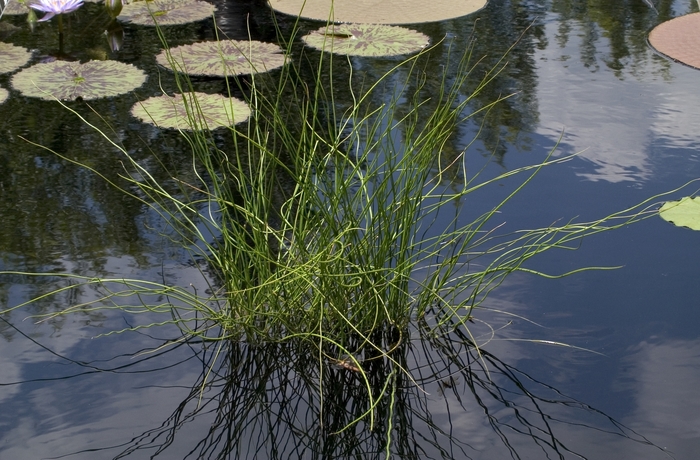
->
xmin=1 ymin=0 xmax=700 ymax=458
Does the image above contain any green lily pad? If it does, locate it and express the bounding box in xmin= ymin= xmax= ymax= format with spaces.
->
xmin=302 ymin=24 xmax=429 ymax=57
xmin=157 ymin=40 xmax=287 ymax=76
xmin=0 ymin=42 xmax=32 ymax=74
xmin=11 ymin=60 xmax=147 ymax=101
xmin=659 ymin=196 xmax=700 ymax=230
xmin=0 ymin=87 xmax=8 ymax=104
xmin=131 ymin=92 xmax=251 ymax=130
xmin=269 ymin=0 xmax=486 ymax=24
xmin=2 ymin=0 xmax=31 ymax=15
xmin=118 ymin=0 xmax=216 ymax=26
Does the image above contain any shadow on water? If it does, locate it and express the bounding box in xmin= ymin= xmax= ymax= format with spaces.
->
xmin=18 ymin=319 xmax=660 ymax=460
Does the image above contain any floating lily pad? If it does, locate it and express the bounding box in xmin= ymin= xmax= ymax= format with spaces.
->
xmin=0 ymin=88 xmax=8 ymax=104
xmin=131 ymin=92 xmax=250 ymax=130
xmin=118 ymin=0 xmax=215 ymax=26
xmin=0 ymin=42 xmax=32 ymax=74
xmin=649 ymin=13 xmax=700 ymax=70
xmin=2 ymin=0 xmax=31 ymax=15
xmin=269 ymin=0 xmax=486 ymax=24
xmin=659 ymin=196 xmax=700 ymax=230
xmin=302 ymin=24 xmax=429 ymax=57
xmin=157 ymin=40 xmax=287 ymax=76
xmin=12 ymin=60 xmax=147 ymax=101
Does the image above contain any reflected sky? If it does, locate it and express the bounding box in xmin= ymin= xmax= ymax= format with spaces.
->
xmin=535 ymin=12 xmax=700 ymax=183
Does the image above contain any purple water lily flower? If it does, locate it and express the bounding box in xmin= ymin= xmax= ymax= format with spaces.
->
xmin=29 ymin=0 xmax=84 ymax=22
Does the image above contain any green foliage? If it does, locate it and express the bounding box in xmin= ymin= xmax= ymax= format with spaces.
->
xmin=11 ymin=60 xmax=147 ymax=101
xmin=301 ymin=24 xmax=429 ymax=57
xmin=118 ymin=0 xmax=216 ymax=26
xmin=0 ymin=14 xmax=687 ymax=438
xmin=131 ymin=91 xmax=251 ymax=130
xmin=156 ymin=39 xmax=288 ymax=77
xmin=0 ymin=41 xmax=31 ymax=74
xmin=660 ymin=196 xmax=700 ymax=230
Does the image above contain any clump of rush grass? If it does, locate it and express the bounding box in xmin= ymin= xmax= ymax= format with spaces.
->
xmin=3 ymin=18 xmax=675 ymax=397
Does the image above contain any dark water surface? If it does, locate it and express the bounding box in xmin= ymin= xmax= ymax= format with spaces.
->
xmin=1 ymin=0 xmax=699 ymax=458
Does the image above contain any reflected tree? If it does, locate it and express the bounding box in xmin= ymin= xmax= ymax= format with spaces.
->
xmin=88 ymin=323 xmax=667 ymax=460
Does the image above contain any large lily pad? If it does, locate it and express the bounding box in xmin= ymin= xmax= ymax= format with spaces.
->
xmin=118 ymin=0 xmax=216 ymax=26
xmin=12 ymin=60 xmax=147 ymax=101
xmin=659 ymin=196 xmax=700 ymax=230
xmin=0 ymin=42 xmax=32 ymax=74
xmin=157 ymin=40 xmax=287 ymax=76
xmin=0 ymin=88 xmax=8 ymax=104
xmin=269 ymin=0 xmax=486 ymax=24
xmin=131 ymin=92 xmax=251 ymax=130
xmin=3 ymin=0 xmax=31 ymax=15
xmin=302 ymin=24 xmax=429 ymax=57
xmin=649 ymin=13 xmax=700 ymax=70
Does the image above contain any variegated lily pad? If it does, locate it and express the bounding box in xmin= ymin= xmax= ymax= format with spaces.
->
xmin=2 ymin=0 xmax=31 ymax=15
xmin=157 ymin=40 xmax=287 ymax=76
xmin=302 ymin=24 xmax=429 ymax=57
xmin=118 ymin=0 xmax=216 ymax=26
xmin=12 ymin=60 xmax=147 ymax=101
xmin=269 ymin=0 xmax=486 ymax=24
xmin=131 ymin=92 xmax=250 ymax=130
xmin=0 ymin=88 xmax=8 ymax=104
xmin=0 ymin=42 xmax=32 ymax=74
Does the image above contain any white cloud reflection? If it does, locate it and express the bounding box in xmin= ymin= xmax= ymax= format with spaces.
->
xmin=535 ymin=18 xmax=700 ymax=183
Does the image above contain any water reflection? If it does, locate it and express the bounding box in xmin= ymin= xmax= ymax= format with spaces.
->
xmin=41 ymin=323 xmax=660 ymax=460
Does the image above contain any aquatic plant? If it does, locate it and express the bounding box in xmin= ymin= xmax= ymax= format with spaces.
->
xmin=660 ymin=196 xmax=700 ymax=230
xmin=118 ymin=0 xmax=216 ymax=26
xmin=0 ymin=87 xmax=7 ymax=104
xmin=131 ymin=91 xmax=251 ymax=130
xmin=649 ymin=13 xmax=700 ymax=70
xmin=0 ymin=41 xmax=32 ymax=74
xmin=11 ymin=60 xmax=147 ymax=100
xmin=3 ymin=0 xmax=34 ymax=15
xmin=268 ymin=0 xmax=487 ymax=24
xmin=156 ymin=39 xmax=287 ymax=76
xmin=1 ymin=14 xmax=684 ymax=442
xmin=301 ymin=23 xmax=429 ymax=57
xmin=29 ymin=0 xmax=83 ymax=22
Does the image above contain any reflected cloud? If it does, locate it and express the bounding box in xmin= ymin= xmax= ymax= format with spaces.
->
xmin=618 ymin=338 xmax=700 ymax=458
xmin=534 ymin=17 xmax=700 ymax=184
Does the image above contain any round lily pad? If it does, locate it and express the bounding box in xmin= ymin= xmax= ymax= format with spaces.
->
xmin=11 ymin=60 xmax=147 ymax=101
xmin=3 ymin=0 xmax=31 ymax=15
xmin=269 ymin=0 xmax=486 ymax=24
xmin=0 ymin=88 xmax=8 ymax=104
xmin=649 ymin=13 xmax=700 ymax=70
xmin=0 ymin=42 xmax=32 ymax=74
xmin=131 ymin=92 xmax=251 ymax=130
xmin=302 ymin=24 xmax=429 ymax=57
xmin=118 ymin=0 xmax=216 ymax=26
xmin=157 ymin=40 xmax=287 ymax=76
xmin=659 ymin=196 xmax=700 ymax=230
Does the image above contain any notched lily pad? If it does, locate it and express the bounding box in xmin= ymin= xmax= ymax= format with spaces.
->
xmin=11 ymin=60 xmax=147 ymax=101
xmin=0 ymin=42 xmax=32 ymax=74
xmin=302 ymin=24 xmax=429 ymax=57
xmin=0 ymin=88 xmax=8 ymax=104
xmin=118 ymin=0 xmax=216 ymax=26
xmin=131 ymin=92 xmax=251 ymax=130
xmin=157 ymin=40 xmax=287 ymax=76
xmin=659 ymin=196 xmax=700 ymax=230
